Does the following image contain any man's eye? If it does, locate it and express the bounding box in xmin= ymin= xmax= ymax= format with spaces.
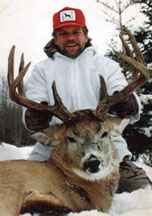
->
xmin=73 ymin=31 xmax=80 ymax=34
xmin=60 ymin=32 xmax=67 ymax=35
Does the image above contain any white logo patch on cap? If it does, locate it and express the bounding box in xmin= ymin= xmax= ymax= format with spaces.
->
xmin=60 ymin=10 xmax=76 ymax=22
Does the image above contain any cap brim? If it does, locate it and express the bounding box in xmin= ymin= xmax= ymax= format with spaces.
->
xmin=54 ymin=22 xmax=85 ymax=30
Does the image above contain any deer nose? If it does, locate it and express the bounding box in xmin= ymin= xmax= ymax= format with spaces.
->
xmin=83 ymin=155 xmax=103 ymax=173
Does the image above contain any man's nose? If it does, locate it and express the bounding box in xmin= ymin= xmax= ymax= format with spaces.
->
xmin=67 ymin=33 xmax=75 ymax=40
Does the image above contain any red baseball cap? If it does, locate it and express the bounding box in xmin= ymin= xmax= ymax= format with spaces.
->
xmin=53 ymin=7 xmax=86 ymax=30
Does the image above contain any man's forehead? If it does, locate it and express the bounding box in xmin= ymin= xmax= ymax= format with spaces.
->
xmin=57 ymin=26 xmax=82 ymax=32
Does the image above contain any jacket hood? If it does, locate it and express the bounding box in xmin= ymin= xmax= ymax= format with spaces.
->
xmin=43 ymin=38 xmax=93 ymax=58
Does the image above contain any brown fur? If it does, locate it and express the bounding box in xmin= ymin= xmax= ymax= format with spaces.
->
xmin=0 ymin=117 xmax=124 ymax=216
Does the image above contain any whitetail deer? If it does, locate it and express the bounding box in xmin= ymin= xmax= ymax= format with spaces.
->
xmin=0 ymin=29 xmax=149 ymax=216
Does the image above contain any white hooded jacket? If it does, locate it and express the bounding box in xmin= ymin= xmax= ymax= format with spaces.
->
xmin=23 ymin=46 xmax=141 ymax=162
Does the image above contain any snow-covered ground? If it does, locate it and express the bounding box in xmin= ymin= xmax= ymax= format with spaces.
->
xmin=0 ymin=143 xmax=32 ymax=160
xmin=0 ymin=142 xmax=152 ymax=216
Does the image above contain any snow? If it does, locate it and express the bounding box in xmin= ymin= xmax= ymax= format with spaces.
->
xmin=0 ymin=143 xmax=152 ymax=216
xmin=69 ymin=208 xmax=152 ymax=216
xmin=139 ymin=94 xmax=152 ymax=105
xmin=0 ymin=143 xmax=32 ymax=161
xmin=142 ymin=126 xmax=152 ymax=138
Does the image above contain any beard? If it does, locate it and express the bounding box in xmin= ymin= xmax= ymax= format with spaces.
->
xmin=61 ymin=40 xmax=86 ymax=58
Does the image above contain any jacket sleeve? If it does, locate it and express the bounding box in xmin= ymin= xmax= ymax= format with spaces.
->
xmin=26 ymin=65 xmax=49 ymax=102
xmin=104 ymin=58 xmax=141 ymax=124
xmin=22 ymin=63 xmax=49 ymax=129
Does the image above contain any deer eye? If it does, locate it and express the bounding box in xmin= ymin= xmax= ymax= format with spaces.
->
xmin=101 ymin=132 xmax=108 ymax=138
xmin=67 ymin=136 xmax=76 ymax=143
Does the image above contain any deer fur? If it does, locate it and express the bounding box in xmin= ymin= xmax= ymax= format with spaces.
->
xmin=0 ymin=116 xmax=129 ymax=216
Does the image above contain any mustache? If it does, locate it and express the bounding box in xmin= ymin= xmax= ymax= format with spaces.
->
xmin=65 ymin=40 xmax=79 ymax=46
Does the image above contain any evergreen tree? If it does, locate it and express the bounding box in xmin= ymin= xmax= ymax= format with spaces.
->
xmin=124 ymin=0 xmax=152 ymax=165
xmin=0 ymin=73 xmax=33 ymax=147
xmin=134 ymin=0 xmax=152 ymax=64
xmin=97 ymin=0 xmax=152 ymax=164
xmin=106 ymin=0 xmax=152 ymax=165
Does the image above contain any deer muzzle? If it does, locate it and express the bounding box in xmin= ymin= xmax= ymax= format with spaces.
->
xmin=83 ymin=155 xmax=104 ymax=173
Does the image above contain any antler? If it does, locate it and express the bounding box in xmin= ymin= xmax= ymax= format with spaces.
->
xmin=8 ymin=46 xmax=75 ymax=123
xmin=96 ymin=28 xmax=150 ymax=119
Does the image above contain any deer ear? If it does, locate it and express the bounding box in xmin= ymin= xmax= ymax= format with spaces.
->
xmin=106 ymin=116 xmax=130 ymax=136
xmin=31 ymin=124 xmax=63 ymax=147
xmin=31 ymin=132 xmax=60 ymax=147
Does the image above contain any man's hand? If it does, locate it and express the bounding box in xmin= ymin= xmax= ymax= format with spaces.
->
xmin=25 ymin=101 xmax=52 ymax=131
xmin=109 ymin=93 xmax=138 ymax=118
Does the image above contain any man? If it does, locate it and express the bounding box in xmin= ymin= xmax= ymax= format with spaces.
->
xmin=23 ymin=7 xmax=151 ymax=192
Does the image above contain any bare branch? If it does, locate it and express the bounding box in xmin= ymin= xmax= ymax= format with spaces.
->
xmin=97 ymin=0 xmax=137 ymax=30
xmin=98 ymin=1 xmax=118 ymax=14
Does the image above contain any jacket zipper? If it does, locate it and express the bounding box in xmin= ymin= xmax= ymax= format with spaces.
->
xmin=73 ymin=59 xmax=79 ymax=110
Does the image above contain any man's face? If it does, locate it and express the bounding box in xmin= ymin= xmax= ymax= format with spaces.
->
xmin=54 ymin=26 xmax=88 ymax=58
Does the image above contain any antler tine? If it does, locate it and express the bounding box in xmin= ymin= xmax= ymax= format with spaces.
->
xmin=119 ymin=31 xmax=137 ymax=80
xmin=8 ymin=46 xmax=74 ymax=123
xmin=50 ymin=81 xmax=75 ymax=122
xmin=123 ymin=28 xmax=144 ymax=64
xmin=120 ymin=28 xmax=144 ymax=80
xmin=8 ymin=46 xmax=15 ymax=87
xmin=95 ymin=75 xmax=109 ymax=120
xmin=8 ymin=45 xmax=31 ymax=103
xmin=108 ymin=29 xmax=150 ymax=108
xmin=18 ymin=53 xmax=25 ymax=96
